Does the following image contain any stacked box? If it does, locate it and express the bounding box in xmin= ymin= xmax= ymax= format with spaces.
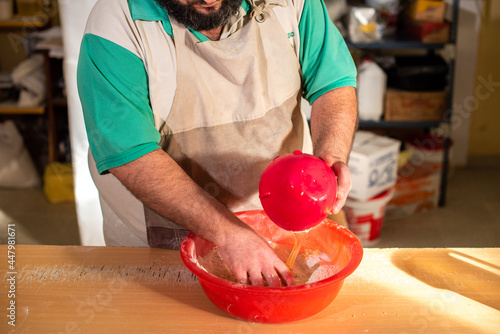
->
xmin=407 ymin=0 xmax=447 ymax=22
xmin=347 ymin=131 xmax=401 ymax=201
xmin=403 ymin=0 xmax=450 ymax=43
xmin=385 ymin=134 xmax=449 ymax=220
xmin=385 ymin=89 xmax=447 ymax=121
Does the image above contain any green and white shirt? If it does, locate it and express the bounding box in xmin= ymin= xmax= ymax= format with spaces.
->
xmin=77 ymin=0 xmax=356 ymax=175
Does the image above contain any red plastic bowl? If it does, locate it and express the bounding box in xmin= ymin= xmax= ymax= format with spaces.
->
xmin=180 ymin=210 xmax=363 ymax=323
xmin=259 ymin=151 xmax=337 ymax=231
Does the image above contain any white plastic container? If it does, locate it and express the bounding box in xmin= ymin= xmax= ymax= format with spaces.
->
xmin=344 ymin=188 xmax=394 ymax=246
xmin=357 ymin=58 xmax=387 ymax=121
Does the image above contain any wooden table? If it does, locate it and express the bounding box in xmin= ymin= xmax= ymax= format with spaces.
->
xmin=1 ymin=246 xmax=499 ymax=333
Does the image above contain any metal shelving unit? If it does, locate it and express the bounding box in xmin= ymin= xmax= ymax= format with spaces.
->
xmin=347 ymin=41 xmax=448 ymax=50
xmin=358 ymin=120 xmax=443 ymax=128
xmin=348 ymin=0 xmax=460 ymax=207
xmin=0 ymin=4 xmax=62 ymax=169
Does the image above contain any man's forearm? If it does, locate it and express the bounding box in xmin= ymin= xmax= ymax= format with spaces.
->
xmin=309 ymin=86 xmax=358 ymax=163
xmin=309 ymin=86 xmax=358 ymax=212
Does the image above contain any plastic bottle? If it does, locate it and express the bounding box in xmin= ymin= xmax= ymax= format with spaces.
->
xmin=356 ymin=58 xmax=387 ymax=121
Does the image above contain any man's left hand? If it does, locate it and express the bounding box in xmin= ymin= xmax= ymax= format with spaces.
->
xmin=317 ymin=152 xmax=352 ymax=215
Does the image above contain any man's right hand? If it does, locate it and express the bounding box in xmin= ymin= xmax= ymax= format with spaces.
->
xmin=215 ymin=222 xmax=294 ymax=287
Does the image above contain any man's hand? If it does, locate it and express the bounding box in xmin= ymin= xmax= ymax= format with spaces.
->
xmin=316 ymin=152 xmax=352 ymax=215
xmin=215 ymin=223 xmax=294 ymax=287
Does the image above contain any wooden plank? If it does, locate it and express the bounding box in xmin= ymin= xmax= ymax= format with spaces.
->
xmin=0 ymin=101 xmax=45 ymax=114
xmin=0 ymin=17 xmax=46 ymax=29
xmin=1 ymin=246 xmax=499 ymax=333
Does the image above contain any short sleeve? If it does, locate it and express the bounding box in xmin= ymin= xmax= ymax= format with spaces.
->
xmin=298 ymin=0 xmax=357 ymax=104
xmin=77 ymin=34 xmax=161 ymax=174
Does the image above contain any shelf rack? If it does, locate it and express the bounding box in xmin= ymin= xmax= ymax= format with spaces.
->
xmin=0 ymin=8 xmax=61 ymax=165
xmin=358 ymin=120 xmax=443 ymax=128
xmin=349 ymin=0 xmax=460 ymax=207
xmin=347 ymin=41 xmax=447 ymax=50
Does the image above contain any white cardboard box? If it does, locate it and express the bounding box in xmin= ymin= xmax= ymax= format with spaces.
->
xmin=347 ymin=131 xmax=401 ymax=201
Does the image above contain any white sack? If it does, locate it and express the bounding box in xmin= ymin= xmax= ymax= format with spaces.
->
xmin=0 ymin=120 xmax=41 ymax=188
xmin=11 ymin=54 xmax=46 ymax=108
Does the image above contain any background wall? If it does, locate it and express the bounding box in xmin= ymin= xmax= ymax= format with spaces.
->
xmin=448 ymin=0 xmax=482 ymax=166
xmin=59 ymin=0 xmax=104 ymax=246
xmin=468 ymin=0 xmax=500 ymax=157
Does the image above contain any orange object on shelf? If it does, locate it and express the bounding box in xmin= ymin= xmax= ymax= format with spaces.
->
xmin=407 ymin=0 xmax=447 ymax=23
xmin=403 ymin=20 xmax=451 ymax=43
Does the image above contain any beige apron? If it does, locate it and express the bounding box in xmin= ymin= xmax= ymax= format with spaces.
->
xmin=145 ymin=0 xmax=307 ymax=249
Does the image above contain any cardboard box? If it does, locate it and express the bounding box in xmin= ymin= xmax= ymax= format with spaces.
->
xmin=384 ymin=89 xmax=447 ymax=121
xmin=407 ymin=0 xmax=447 ymax=22
xmin=16 ymin=0 xmax=44 ymax=17
xmin=385 ymin=164 xmax=441 ymax=221
xmin=348 ymin=131 xmax=401 ymax=201
xmin=404 ymin=20 xmax=450 ymax=43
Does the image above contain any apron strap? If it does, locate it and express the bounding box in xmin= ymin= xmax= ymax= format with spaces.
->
xmin=248 ymin=0 xmax=288 ymax=22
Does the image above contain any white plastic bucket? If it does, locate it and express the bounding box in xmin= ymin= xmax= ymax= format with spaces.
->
xmin=344 ymin=188 xmax=394 ymax=246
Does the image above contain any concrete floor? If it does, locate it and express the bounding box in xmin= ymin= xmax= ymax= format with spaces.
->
xmin=0 ymin=187 xmax=80 ymax=245
xmin=376 ymin=163 xmax=500 ymax=248
xmin=0 ymin=164 xmax=499 ymax=248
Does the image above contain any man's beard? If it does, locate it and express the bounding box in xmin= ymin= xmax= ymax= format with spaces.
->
xmin=155 ymin=0 xmax=243 ymax=31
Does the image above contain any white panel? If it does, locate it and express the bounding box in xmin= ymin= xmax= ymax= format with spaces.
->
xmin=58 ymin=0 xmax=105 ymax=246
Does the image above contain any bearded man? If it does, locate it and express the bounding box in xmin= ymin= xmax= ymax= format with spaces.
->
xmin=77 ymin=0 xmax=358 ymax=286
